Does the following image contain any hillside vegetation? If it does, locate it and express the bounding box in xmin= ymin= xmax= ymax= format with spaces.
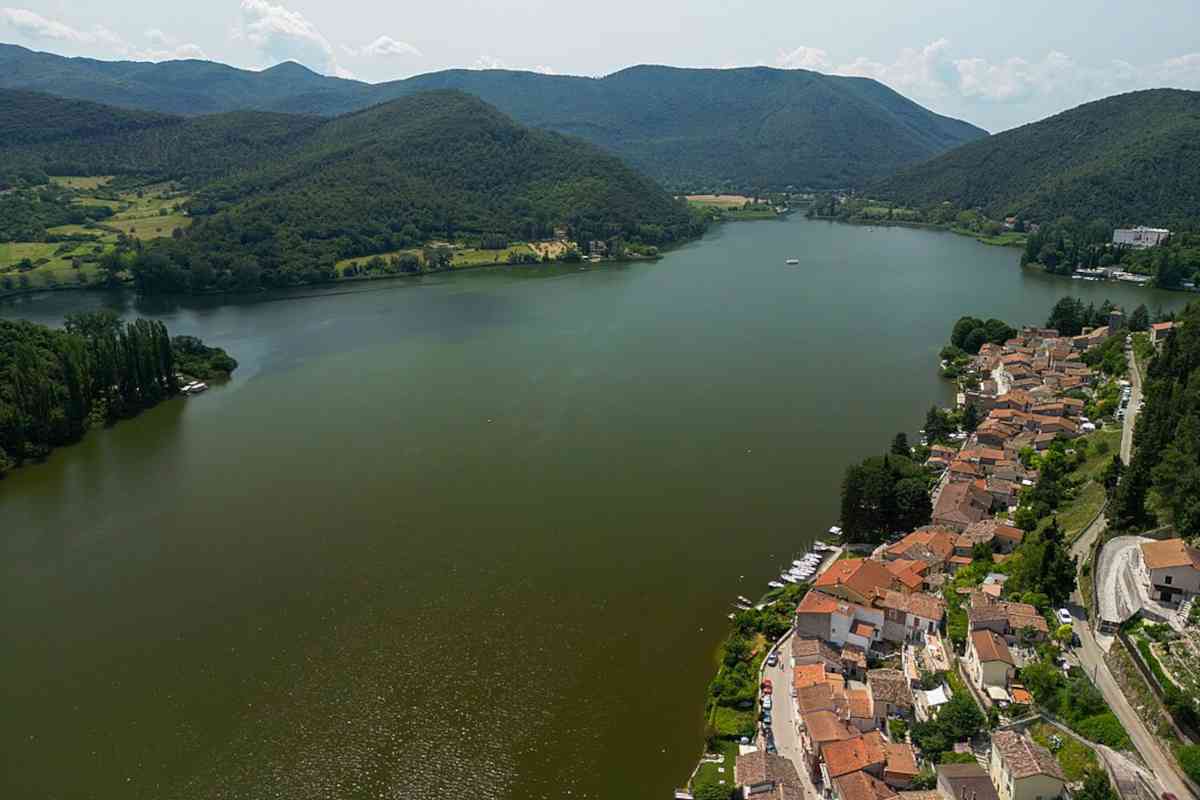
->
xmin=0 ymin=89 xmax=704 ymax=293
xmin=0 ymin=44 xmax=987 ymax=190
xmin=871 ymin=89 xmax=1200 ymax=227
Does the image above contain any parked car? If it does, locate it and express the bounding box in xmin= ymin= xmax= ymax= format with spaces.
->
xmin=766 ymin=653 xmax=778 ymax=667
xmin=1057 ymin=608 xmax=1073 ymax=626
xmin=762 ymin=711 xmax=772 ymax=726
xmin=762 ymin=695 xmax=772 ymax=710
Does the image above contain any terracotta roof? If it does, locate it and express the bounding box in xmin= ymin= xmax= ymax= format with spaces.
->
xmin=798 ymin=590 xmax=842 ymax=614
xmin=1010 ymin=685 xmax=1033 ymax=705
xmin=847 ymin=688 xmax=873 ymax=719
xmin=936 ymin=763 xmax=1000 ymax=800
xmin=816 ymin=559 xmax=898 ymax=599
xmin=971 ymin=629 xmax=1014 ymax=665
xmin=867 ymin=669 xmax=912 ymax=709
xmin=793 ymin=636 xmax=842 ymax=665
xmin=991 ymin=730 xmax=1066 ymax=781
xmin=841 ymin=643 xmax=867 ymax=669
xmin=1152 ymin=322 xmax=1175 ymax=331
xmin=795 ymin=663 xmax=829 ymax=690
xmin=736 ymin=749 xmax=803 ymax=788
xmin=851 ymin=621 xmax=875 ymax=639
xmin=806 ymin=709 xmax=856 ymax=743
xmin=965 ymin=519 xmax=1023 ymax=543
xmin=797 ymin=682 xmax=840 ymax=715
xmin=949 ymin=555 xmax=973 ymax=566
xmin=874 ymin=589 xmax=945 ymax=622
xmin=833 ymin=769 xmax=900 ymax=800
xmin=884 ymin=741 xmax=919 ymax=777
xmin=1141 ymin=538 xmax=1200 ymax=571
xmin=886 ymin=530 xmax=957 ymax=563
xmin=885 ymin=559 xmax=927 ymax=590
xmin=823 ymin=732 xmax=887 ymax=777
xmin=1005 ymin=601 xmax=1048 ymax=634
xmin=932 ymin=482 xmax=992 ymax=528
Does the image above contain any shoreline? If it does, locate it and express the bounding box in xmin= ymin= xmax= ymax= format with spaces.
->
xmin=806 ymin=213 xmax=1026 ymax=248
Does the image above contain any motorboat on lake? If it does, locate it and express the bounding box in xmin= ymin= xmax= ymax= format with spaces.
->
xmin=785 ymin=258 xmax=800 ymax=265
xmin=767 ymin=580 xmax=785 ymax=589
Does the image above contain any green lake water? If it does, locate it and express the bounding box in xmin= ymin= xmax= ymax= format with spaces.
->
xmin=1 ymin=216 xmax=1191 ymax=799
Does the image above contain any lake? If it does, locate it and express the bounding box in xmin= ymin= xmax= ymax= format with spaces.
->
xmin=0 ymin=216 xmax=1190 ymax=799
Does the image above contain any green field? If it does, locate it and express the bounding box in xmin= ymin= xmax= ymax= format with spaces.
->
xmin=50 ymin=175 xmax=113 ymax=190
xmin=450 ymin=244 xmax=535 ymax=266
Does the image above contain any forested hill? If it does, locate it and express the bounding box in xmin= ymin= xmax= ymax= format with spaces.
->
xmin=0 ymin=43 xmax=987 ymax=190
xmin=0 ymin=89 xmax=322 ymax=185
xmin=28 ymin=90 xmax=705 ymax=292
xmin=870 ymin=89 xmax=1200 ymax=227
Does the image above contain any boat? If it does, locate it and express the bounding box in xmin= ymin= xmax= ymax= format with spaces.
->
xmin=792 ymin=559 xmax=808 ymax=568
xmin=785 ymin=258 xmax=800 ymax=265
xmin=737 ymin=595 xmax=753 ymax=605
xmin=183 ymin=381 xmax=209 ymax=394
xmin=728 ymin=612 xmax=737 ymax=620
xmin=780 ymin=575 xmax=800 ymax=584
xmin=767 ymin=580 xmax=785 ymax=589
xmin=828 ymin=526 xmax=842 ymax=536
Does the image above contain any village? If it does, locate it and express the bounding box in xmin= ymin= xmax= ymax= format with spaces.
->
xmin=685 ymin=311 xmax=1199 ymax=800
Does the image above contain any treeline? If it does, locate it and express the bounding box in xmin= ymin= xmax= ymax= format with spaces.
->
xmin=840 ymin=439 xmax=934 ymax=544
xmin=1022 ymin=221 xmax=1200 ymax=287
xmin=0 ymin=311 xmax=235 ymax=475
xmin=1111 ymin=301 xmax=1200 ymax=535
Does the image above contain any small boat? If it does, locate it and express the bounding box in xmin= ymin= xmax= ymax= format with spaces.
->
xmin=737 ymin=595 xmax=753 ymax=605
xmin=767 ymin=580 xmax=785 ymax=589
xmin=792 ymin=560 xmax=808 ymax=568
xmin=785 ymin=258 xmax=800 ymax=265
xmin=728 ymin=612 xmax=737 ymax=620
xmin=828 ymin=526 xmax=842 ymax=536
xmin=183 ymin=381 xmax=209 ymax=394
xmin=781 ymin=575 xmax=800 ymax=584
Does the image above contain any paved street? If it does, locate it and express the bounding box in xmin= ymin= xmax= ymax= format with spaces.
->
xmin=762 ymin=634 xmax=823 ymax=800
xmin=1121 ymin=341 xmax=1143 ymax=464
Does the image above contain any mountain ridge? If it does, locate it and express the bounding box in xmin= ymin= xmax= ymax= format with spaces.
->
xmin=0 ymin=43 xmax=988 ymax=190
xmin=870 ymin=88 xmax=1200 ymax=227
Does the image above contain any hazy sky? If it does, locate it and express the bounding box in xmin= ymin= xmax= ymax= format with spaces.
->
xmin=3 ymin=0 xmax=1200 ymax=131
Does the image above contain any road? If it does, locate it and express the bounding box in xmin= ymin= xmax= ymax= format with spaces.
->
xmin=1121 ymin=340 xmax=1144 ymax=464
xmin=762 ymin=634 xmax=823 ymax=800
xmin=1068 ymin=345 xmax=1195 ymax=800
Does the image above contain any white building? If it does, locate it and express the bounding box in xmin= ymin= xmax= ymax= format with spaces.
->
xmin=1141 ymin=538 xmax=1200 ymax=604
xmin=1113 ymin=226 xmax=1170 ymax=248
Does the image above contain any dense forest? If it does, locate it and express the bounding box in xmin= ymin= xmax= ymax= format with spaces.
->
xmin=1111 ymin=301 xmax=1200 ymax=535
xmin=871 ymin=89 xmax=1200 ymax=227
xmin=0 ymin=311 xmax=236 ymax=475
xmin=0 ymin=89 xmax=322 ymax=188
xmin=0 ymin=44 xmax=986 ymax=191
xmin=1 ymin=89 xmax=708 ymax=293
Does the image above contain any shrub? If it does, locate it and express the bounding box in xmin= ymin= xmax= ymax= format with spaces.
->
xmin=1074 ymin=713 xmax=1132 ymax=749
xmin=1177 ymin=745 xmax=1200 ymax=785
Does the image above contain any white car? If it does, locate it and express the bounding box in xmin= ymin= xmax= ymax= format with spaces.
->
xmin=1057 ymin=608 xmax=1073 ymax=626
xmin=761 ymin=695 xmax=773 ymax=710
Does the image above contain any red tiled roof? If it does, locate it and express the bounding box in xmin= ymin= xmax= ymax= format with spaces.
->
xmin=833 ymin=769 xmax=900 ymax=800
xmin=806 ymin=709 xmax=855 ymax=743
xmin=823 ymin=732 xmax=887 ymax=777
xmin=971 ymin=629 xmax=1014 ymax=665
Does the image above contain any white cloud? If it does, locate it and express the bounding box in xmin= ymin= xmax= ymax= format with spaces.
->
xmin=776 ymin=46 xmax=830 ymax=71
xmin=472 ymin=54 xmax=508 ymax=70
xmin=135 ymin=27 xmax=207 ymax=61
xmin=1 ymin=8 xmax=205 ymax=62
xmin=352 ymin=34 xmax=420 ymax=58
xmin=1 ymin=7 xmax=121 ymax=46
xmin=773 ymin=38 xmax=1200 ymax=127
xmin=237 ymin=0 xmax=346 ymax=75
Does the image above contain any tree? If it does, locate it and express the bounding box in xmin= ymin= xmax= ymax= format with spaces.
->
xmin=924 ymin=406 xmax=953 ymax=445
xmin=891 ymin=432 xmax=911 ymax=457
xmin=938 ymin=693 xmax=985 ymax=741
xmin=1101 ymin=455 xmax=1123 ymax=498
xmin=1074 ymin=770 xmax=1117 ymax=800
xmin=1129 ymin=304 xmax=1150 ymax=332
xmin=693 ymin=782 xmax=733 ymax=800
xmin=962 ymin=403 xmax=981 ymax=433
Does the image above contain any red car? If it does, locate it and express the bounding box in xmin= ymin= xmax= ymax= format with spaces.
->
xmin=761 ymin=678 xmax=773 ymax=695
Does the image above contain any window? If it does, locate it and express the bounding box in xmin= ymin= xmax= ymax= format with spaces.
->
xmin=1165 ymin=575 xmax=1173 ymax=585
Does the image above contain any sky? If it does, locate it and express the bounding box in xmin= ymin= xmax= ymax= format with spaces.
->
xmin=3 ymin=0 xmax=1200 ymax=131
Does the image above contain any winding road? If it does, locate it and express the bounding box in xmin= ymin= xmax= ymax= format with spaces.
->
xmin=1069 ymin=345 xmax=1194 ymax=800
